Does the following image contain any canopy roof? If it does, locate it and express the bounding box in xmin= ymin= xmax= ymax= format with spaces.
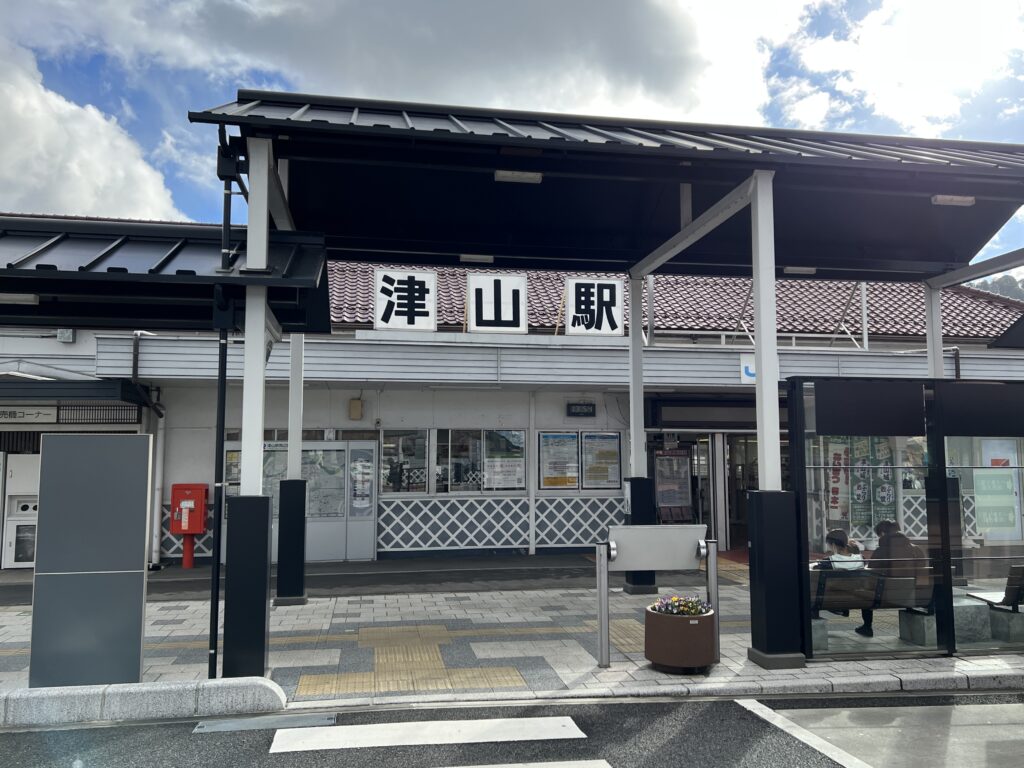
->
xmin=191 ymin=89 xmax=1024 ymax=282
xmin=0 ymin=214 xmax=330 ymax=332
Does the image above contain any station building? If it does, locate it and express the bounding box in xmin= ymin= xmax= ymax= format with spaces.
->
xmin=3 ymin=224 xmax=1024 ymax=570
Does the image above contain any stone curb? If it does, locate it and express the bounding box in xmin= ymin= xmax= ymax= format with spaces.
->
xmin=1 ymin=677 xmax=286 ymax=728
xmin=287 ymin=668 xmax=1024 ymax=710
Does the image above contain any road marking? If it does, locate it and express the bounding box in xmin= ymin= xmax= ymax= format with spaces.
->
xmin=434 ymin=762 xmax=611 ymax=768
xmin=269 ymin=715 xmax=586 ymax=754
xmin=735 ymin=699 xmax=874 ymax=768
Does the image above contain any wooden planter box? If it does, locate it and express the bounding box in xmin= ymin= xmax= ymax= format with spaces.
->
xmin=644 ymin=607 xmax=716 ymax=671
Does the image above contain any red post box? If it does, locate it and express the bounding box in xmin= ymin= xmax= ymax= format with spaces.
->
xmin=170 ymin=483 xmax=208 ymax=569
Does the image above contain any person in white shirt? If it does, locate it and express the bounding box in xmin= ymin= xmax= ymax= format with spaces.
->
xmin=823 ymin=529 xmax=864 ymax=569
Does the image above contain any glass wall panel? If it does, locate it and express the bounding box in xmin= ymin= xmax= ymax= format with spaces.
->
xmin=799 ymin=382 xmax=942 ymax=657
xmin=381 ymin=429 xmax=428 ymax=493
xmin=945 ymin=435 xmax=1024 ymax=653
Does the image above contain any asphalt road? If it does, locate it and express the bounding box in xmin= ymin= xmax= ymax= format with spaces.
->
xmin=0 ymin=700 xmax=843 ymax=768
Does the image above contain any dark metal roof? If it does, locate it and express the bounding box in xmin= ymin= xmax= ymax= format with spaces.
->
xmin=190 ymin=90 xmax=1024 ymax=283
xmin=0 ymin=215 xmax=331 ymax=332
xmin=0 ymin=379 xmax=150 ymax=405
xmin=193 ymin=90 xmax=1024 ymax=175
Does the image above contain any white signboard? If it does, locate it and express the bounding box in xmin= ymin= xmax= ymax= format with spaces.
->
xmin=467 ymin=274 xmax=528 ymax=334
xmin=0 ymin=406 xmax=57 ymax=424
xmin=565 ymin=278 xmax=624 ymax=335
xmin=740 ymin=353 xmax=756 ymax=383
xmin=374 ymin=269 xmax=437 ymax=331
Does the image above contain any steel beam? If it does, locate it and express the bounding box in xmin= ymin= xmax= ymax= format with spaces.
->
xmin=925 ymin=246 xmax=1024 ymax=289
xmin=245 ymin=139 xmax=272 ymax=271
xmin=751 ymin=170 xmax=782 ymax=492
xmin=629 ymin=175 xmax=754 ymax=278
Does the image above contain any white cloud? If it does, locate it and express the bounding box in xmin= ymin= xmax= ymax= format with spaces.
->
xmin=0 ymin=37 xmax=184 ymax=220
xmin=152 ymin=129 xmax=218 ymax=192
xmin=5 ymin=1 xmax=825 ymax=126
xmin=793 ymin=0 xmax=1024 ymax=136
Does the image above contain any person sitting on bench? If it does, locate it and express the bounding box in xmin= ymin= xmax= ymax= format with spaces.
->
xmin=815 ymin=529 xmax=865 ymax=571
xmin=857 ymin=519 xmax=924 ymax=638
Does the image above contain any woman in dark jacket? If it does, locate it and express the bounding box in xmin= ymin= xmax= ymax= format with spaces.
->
xmin=856 ymin=519 xmax=925 ymax=637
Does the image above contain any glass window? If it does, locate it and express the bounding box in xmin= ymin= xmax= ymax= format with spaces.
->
xmin=451 ymin=430 xmax=483 ymax=492
xmin=484 ymin=430 xmax=526 ymax=490
xmin=581 ymin=432 xmax=621 ymax=490
xmin=381 ymin=430 xmax=428 ymax=493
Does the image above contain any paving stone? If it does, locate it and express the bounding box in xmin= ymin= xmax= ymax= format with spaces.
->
xmin=965 ymin=670 xmax=1024 ymax=690
xmin=899 ymin=671 xmax=970 ymax=691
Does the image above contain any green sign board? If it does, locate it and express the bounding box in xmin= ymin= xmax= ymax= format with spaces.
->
xmin=974 ymin=468 xmax=1019 ymax=530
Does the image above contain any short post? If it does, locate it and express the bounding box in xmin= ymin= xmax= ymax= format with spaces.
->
xmin=182 ymin=533 xmax=195 ymax=569
xmin=596 ymin=542 xmax=610 ymax=668
xmin=706 ymin=539 xmax=720 ymax=663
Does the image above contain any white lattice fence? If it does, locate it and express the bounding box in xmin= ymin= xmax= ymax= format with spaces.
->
xmin=160 ymin=504 xmax=215 ymax=558
xmin=535 ymin=497 xmax=626 ymax=547
xmin=377 ymin=497 xmax=529 ymax=551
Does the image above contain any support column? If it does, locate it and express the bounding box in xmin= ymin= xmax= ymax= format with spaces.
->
xmin=528 ymin=390 xmax=537 ymax=555
xmin=287 ymin=335 xmax=304 ymax=479
xmin=276 ymin=333 xmax=308 ymax=605
xmin=860 ymin=282 xmax=870 ymax=351
xmin=925 ymin=285 xmax=944 ymax=378
xmin=239 ymin=286 xmax=268 ymax=495
xmin=625 ymin=276 xmax=656 ymax=594
xmin=751 ymin=170 xmax=782 ymax=492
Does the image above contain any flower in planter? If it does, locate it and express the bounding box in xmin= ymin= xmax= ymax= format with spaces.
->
xmin=649 ymin=594 xmax=711 ymax=616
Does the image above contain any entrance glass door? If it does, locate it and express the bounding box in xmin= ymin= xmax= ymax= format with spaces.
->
xmin=226 ymin=440 xmax=378 ymax=562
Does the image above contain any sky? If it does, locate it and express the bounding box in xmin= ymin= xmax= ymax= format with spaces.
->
xmin=2 ymin=0 xmax=1024 ymax=270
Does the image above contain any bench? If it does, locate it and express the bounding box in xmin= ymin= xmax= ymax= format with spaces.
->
xmin=966 ymin=565 xmax=1024 ymax=613
xmin=966 ymin=565 xmax=1024 ymax=642
xmin=810 ymin=568 xmax=932 ymax=613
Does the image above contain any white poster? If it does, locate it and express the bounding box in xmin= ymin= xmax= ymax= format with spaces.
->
xmin=826 ymin=439 xmax=851 ymax=522
xmin=539 ymin=432 xmax=579 ymax=489
xmin=977 ymin=439 xmax=1023 ymax=541
xmin=582 ymin=432 xmax=621 ymax=489
xmin=484 ymin=457 xmax=525 ymax=490
xmin=565 ymin=278 xmax=624 ymax=336
xmin=374 ymin=269 xmax=437 ymax=331
xmin=468 ymin=273 xmax=528 ymax=334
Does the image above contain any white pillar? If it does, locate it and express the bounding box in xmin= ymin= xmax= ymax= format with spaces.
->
xmin=240 ymin=285 xmax=268 ymax=495
xmin=287 ymin=334 xmax=304 ymax=479
xmin=751 ymin=170 xmax=782 ymax=492
xmin=860 ymin=282 xmax=870 ymax=351
xmin=925 ymin=285 xmax=944 ymax=378
xmin=528 ymin=390 xmax=537 ymax=555
xmin=239 ymin=138 xmax=273 ymax=496
xmin=628 ymin=277 xmax=646 ymax=478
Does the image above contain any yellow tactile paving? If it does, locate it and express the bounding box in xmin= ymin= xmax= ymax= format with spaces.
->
xmin=609 ymin=618 xmax=646 ymax=652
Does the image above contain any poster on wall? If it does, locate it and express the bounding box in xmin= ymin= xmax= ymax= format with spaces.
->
xmin=826 ymin=439 xmax=851 ymax=522
xmin=582 ymin=432 xmax=621 ymax=489
xmin=976 ymin=438 xmax=1023 ymax=541
xmin=850 ymin=437 xmax=873 ymax=527
xmin=871 ymin=436 xmax=897 ymax=526
xmin=484 ymin=457 xmax=525 ymax=489
xmin=655 ymin=450 xmax=690 ymax=507
xmin=539 ymin=432 xmax=579 ymax=489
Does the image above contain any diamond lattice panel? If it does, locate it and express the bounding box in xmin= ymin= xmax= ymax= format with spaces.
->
xmin=160 ymin=505 xmax=215 ymax=558
xmin=901 ymin=493 xmax=928 ymax=540
xmin=377 ymin=497 xmax=529 ymax=550
xmin=535 ymin=497 xmax=626 ymax=547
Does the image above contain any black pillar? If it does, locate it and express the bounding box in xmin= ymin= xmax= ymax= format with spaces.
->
xmin=747 ymin=490 xmax=805 ymax=669
xmin=222 ymin=495 xmax=271 ymax=678
xmin=623 ymin=476 xmax=657 ymax=595
xmin=274 ymin=479 xmax=308 ymax=606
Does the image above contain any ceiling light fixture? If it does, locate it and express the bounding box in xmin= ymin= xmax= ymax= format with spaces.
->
xmin=459 ymin=254 xmax=495 ymax=265
xmin=0 ymin=293 xmax=40 ymax=305
xmin=494 ymin=169 xmax=543 ymax=184
xmin=931 ymin=194 xmax=975 ymax=207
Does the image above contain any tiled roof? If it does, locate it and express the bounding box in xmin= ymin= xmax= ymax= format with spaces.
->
xmin=328 ymin=262 xmax=1024 ymax=340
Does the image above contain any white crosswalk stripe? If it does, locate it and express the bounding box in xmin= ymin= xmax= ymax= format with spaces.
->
xmin=434 ymin=762 xmax=611 ymax=768
xmin=269 ymin=715 xmax=588 ymax=754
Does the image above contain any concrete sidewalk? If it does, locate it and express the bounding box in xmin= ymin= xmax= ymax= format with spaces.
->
xmin=2 ymin=574 xmax=1023 ymax=706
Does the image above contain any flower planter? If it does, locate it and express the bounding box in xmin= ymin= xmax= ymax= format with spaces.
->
xmin=644 ymin=607 xmax=716 ymax=671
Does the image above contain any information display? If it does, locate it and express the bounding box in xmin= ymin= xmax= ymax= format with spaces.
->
xmin=582 ymin=432 xmax=621 ymax=489
xmin=539 ymin=432 xmax=579 ymax=489
xmin=655 ymin=449 xmax=690 ymax=507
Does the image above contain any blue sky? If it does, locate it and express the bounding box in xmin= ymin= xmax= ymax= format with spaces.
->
xmin=3 ymin=1 xmax=1024 ymax=267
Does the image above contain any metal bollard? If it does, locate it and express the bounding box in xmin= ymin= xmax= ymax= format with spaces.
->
xmin=706 ymin=538 xmax=720 ymax=663
xmin=596 ymin=542 xmax=610 ymax=668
